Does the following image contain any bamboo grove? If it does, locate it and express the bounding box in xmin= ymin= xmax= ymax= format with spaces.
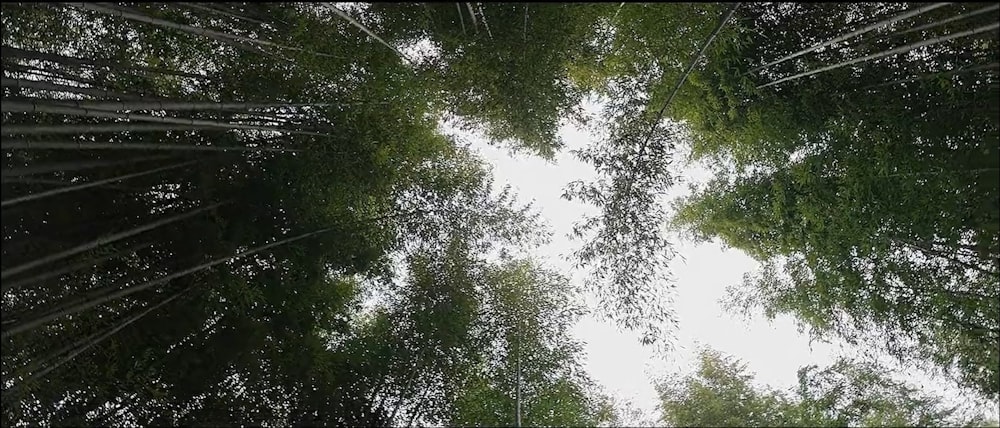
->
xmin=2 ymin=2 xmax=998 ymax=427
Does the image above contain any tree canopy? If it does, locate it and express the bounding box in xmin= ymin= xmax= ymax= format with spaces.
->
xmin=2 ymin=2 xmax=998 ymax=426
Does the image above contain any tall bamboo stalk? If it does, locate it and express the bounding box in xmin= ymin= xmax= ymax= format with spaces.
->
xmin=1 ymin=225 xmax=333 ymax=338
xmin=1 ymin=123 xmax=217 ymax=135
xmin=13 ymin=99 xmax=333 ymax=111
xmin=749 ymin=2 xmax=951 ymax=73
xmin=324 ymin=3 xmax=412 ymax=63
xmin=861 ymin=62 xmax=999 ymax=90
xmin=1 ymin=77 xmax=148 ymax=99
xmin=757 ymin=22 xmax=1000 ymax=89
xmin=1 ymin=241 xmax=155 ymax=293
xmin=896 ymin=4 xmax=1000 ymax=37
xmin=1 ymin=155 xmax=170 ymax=178
xmin=12 ymin=287 xmax=192 ymax=389
xmin=1 ymin=45 xmax=210 ymax=80
xmin=69 ymin=3 xmax=342 ymax=59
xmin=1 ymin=101 xmax=332 ymax=137
xmin=182 ymin=3 xmax=266 ymax=25
xmin=1 ymin=160 xmax=199 ymax=208
xmin=0 ymin=201 xmax=227 ymax=281
xmin=1 ymin=140 xmax=298 ymax=152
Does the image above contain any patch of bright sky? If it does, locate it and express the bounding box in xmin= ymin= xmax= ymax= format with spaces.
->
xmin=450 ymin=98 xmax=998 ymax=423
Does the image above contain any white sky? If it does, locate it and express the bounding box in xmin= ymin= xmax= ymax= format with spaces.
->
xmin=457 ymin=100 xmax=998 ymax=423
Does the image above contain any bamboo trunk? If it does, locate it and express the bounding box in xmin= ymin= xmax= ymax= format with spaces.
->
xmin=749 ymin=2 xmax=951 ymax=73
xmin=1 ymin=225 xmax=333 ymax=338
xmin=182 ymin=3 xmax=267 ymax=25
xmin=1 ymin=140 xmax=298 ymax=152
xmin=70 ymin=3 xmax=342 ymax=59
xmin=1 ymin=101 xmax=332 ymax=137
xmin=1 ymin=160 xmax=199 ymax=208
xmin=0 ymin=201 xmax=227 ymax=281
xmin=896 ymin=4 xmax=1000 ymax=37
xmin=324 ymin=3 xmax=411 ymax=63
xmin=1 ymin=155 xmax=170 ymax=178
xmin=13 ymin=286 xmax=191 ymax=388
xmin=1 ymin=123 xmax=217 ymax=135
xmin=642 ymin=3 xmax=742 ymax=147
xmin=861 ymin=62 xmax=999 ymax=90
xmin=758 ymin=22 xmax=1000 ymax=89
xmin=0 ymin=45 xmax=210 ymax=80
xmin=1 ymin=77 xmax=149 ymax=99
xmin=456 ymin=3 xmax=466 ymax=35
xmin=1 ymin=241 xmax=155 ymax=293
xmin=465 ymin=2 xmax=479 ymax=32
xmin=10 ymin=99 xmax=332 ymax=111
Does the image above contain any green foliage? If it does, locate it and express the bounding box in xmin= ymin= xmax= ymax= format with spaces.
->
xmin=657 ymin=348 xmax=990 ymax=427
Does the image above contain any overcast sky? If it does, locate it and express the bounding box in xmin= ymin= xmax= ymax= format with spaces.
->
xmin=452 ymin=100 xmax=997 ymax=423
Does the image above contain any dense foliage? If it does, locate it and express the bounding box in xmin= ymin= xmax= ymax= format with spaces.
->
xmin=656 ymin=348 xmax=997 ymax=427
xmin=2 ymin=2 xmax=997 ymax=426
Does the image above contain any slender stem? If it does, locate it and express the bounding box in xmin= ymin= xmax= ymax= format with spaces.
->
xmin=1 ymin=160 xmax=199 ymax=208
xmin=0 ymin=201 xmax=227 ymax=280
xmin=757 ymin=22 xmax=1000 ymax=89
xmin=1 ymin=140 xmax=298 ymax=152
xmin=749 ymin=3 xmax=951 ymax=73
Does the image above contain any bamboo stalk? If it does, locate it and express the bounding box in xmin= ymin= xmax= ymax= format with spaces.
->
xmin=1 ymin=241 xmax=155 ymax=293
xmin=8 ymin=99 xmax=333 ymax=111
xmin=642 ymin=3 xmax=742 ymax=147
xmin=1 ymin=140 xmax=298 ymax=152
xmin=1 ymin=160 xmax=199 ymax=208
xmin=465 ymin=2 xmax=479 ymax=33
xmin=182 ymin=3 xmax=266 ymax=25
xmin=1 ymin=101 xmax=333 ymax=137
xmin=1 ymin=77 xmax=148 ymax=99
xmin=476 ymin=3 xmax=493 ymax=39
xmin=1 ymin=123 xmax=217 ymax=135
xmin=1 ymin=225 xmax=332 ymax=338
xmin=0 ymin=45 xmax=210 ymax=80
xmin=4 ymin=63 xmax=105 ymax=87
xmin=69 ymin=3 xmax=342 ymax=59
xmin=1 ymin=155 xmax=170 ymax=178
xmin=860 ymin=62 xmax=999 ymax=90
xmin=0 ymin=201 xmax=227 ymax=281
xmin=323 ymin=3 xmax=412 ymax=63
xmin=749 ymin=2 xmax=952 ymax=73
xmin=896 ymin=4 xmax=1000 ymax=37
xmin=758 ymin=22 xmax=1000 ymax=89
xmin=456 ymin=3 xmax=466 ymax=35
xmin=13 ymin=287 xmax=191 ymax=388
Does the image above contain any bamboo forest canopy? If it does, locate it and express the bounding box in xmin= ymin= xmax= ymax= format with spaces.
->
xmin=1 ymin=2 xmax=998 ymax=426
